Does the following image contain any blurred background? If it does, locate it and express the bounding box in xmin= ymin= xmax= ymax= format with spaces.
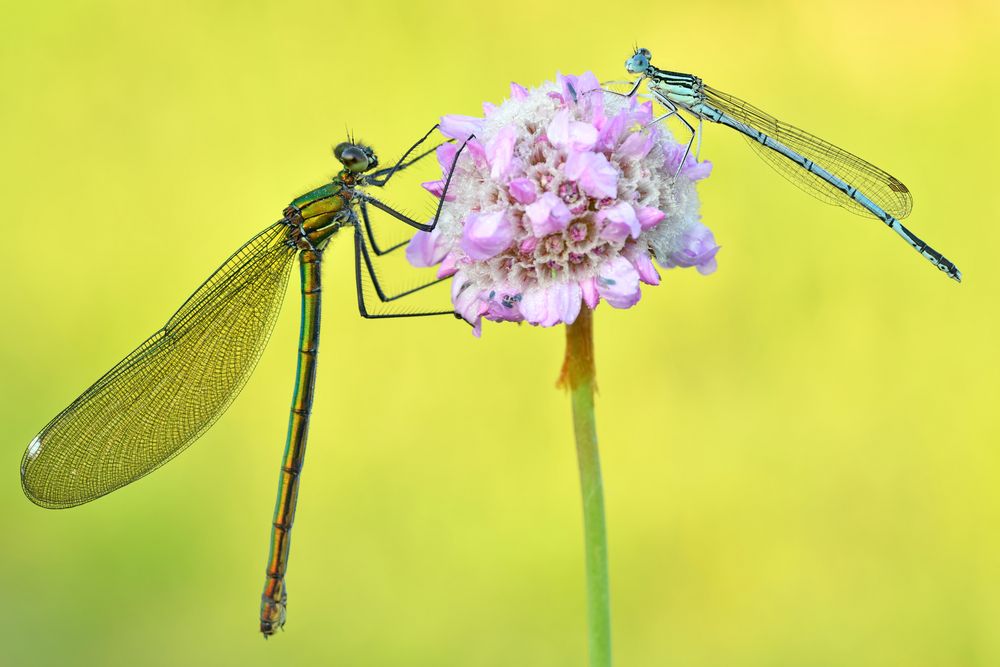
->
xmin=2 ymin=1 xmax=998 ymax=665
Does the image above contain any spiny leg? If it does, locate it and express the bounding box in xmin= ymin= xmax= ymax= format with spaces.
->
xmin=362 ymin=126 xmax=465 ymax=253
xmin=671 ymin=111 xmax=697 ymax=178
xmin=358 ymin=198 xmax=408 ymax=256
xmin=366 ymin=142 xmax=443 ymax=186
xmin=358 ymin=134 xmax=472 ymax=233
xmin=695 ymin=117 xmax=703 ymax=162
xmin=350 ymin=134 xmax=474 ymax=320
xmin=365 ymin=123 xmax=443 ymax=187
xmin=352 ymin=225 xmax=456 ymax=320
xmin=647 ymin=95 xmax=697 ymax=177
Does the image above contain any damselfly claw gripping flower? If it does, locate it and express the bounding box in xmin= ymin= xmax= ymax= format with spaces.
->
xmin=408 ymin=72 xmax=717 ymax=336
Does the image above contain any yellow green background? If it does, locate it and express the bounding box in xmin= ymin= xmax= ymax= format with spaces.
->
xmin=2 ymin=1 xmax=998 ymax=665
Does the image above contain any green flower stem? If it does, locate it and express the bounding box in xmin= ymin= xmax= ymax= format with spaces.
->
xmin=560 ymin=307 xmax=611 ymax=667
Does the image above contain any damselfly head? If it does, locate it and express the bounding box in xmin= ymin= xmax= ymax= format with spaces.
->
xmin=333 ymin=142 xmax=379 ymax=173
xmin=625 ymin=47 xmax=652 ymax=75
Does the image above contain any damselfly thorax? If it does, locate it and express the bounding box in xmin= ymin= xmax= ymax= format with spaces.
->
xmin=284 ymin=181 xmax=353 ymax=250
xmin=643 ymin=70 xmax=704 ymax=110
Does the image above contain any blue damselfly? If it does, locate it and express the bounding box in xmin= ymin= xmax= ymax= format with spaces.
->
xmin=624 ymin=47 xmax=960 ymax=281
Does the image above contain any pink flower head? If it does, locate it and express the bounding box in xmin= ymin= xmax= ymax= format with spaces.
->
xmin=408 ymin=72 xmax=717 ymax=335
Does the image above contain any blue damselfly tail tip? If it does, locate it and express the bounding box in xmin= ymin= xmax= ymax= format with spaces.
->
xmin=952 ymin=270 xmax=962 ymax=284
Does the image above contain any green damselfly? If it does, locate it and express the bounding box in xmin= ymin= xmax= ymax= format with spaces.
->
xmin=623 ymin=47 xmax=961 ymax=282
xmin=19 ymin=125 xmax=469 ymax=636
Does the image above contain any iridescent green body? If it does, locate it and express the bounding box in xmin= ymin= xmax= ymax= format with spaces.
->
xmin=289 ymin=178 xmax=352 ymax=242
xmin=259 ymin=171 xmax=356 ymax=635
xmin=19 ymin=131 xmax=464 ymax=639
xmin=290 ymin=181 xmax=345 ymax=221
xmin=260 ymin=249 xmax=322 ymax=634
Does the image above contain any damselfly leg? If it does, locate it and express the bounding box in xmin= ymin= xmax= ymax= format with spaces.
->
xmin=647 ymin=95 xmax=697 ymax=178
xmin=351 ymin=133 xmax=473 ymax=319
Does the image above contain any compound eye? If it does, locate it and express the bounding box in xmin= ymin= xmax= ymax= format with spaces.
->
xmin=626 ymin=48 xmax=652 ymax=73
xmin=336 ymin=145 xmax=370 ymax=172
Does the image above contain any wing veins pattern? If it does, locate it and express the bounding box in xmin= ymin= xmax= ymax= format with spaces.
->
xmin=703 ymin=85 xmax=913 ymax=220
xmin=22 ymin=222 xmax=298 ymax=508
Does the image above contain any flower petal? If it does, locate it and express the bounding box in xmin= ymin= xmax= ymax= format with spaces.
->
xmin=660 ymin=222 xmax=721 ymax=274
xmin=484 ymin=284 xmax=525 ymax=322
xmin=596 ymin=112 xmax=627 ymax=152
xmin=406 ymin=229 xmax=447 ymax=267
xmin=519 ymin=287 xmax=548 ymax=325
xmin=596 ymin=202 xmax=640 ymax=242
xmin=466 ymin=139 xmax=487 ymax=167
xmin=520 ymin=282 xmax=581 ymax=327
xmin=460 ymin=210 xmax=513 ymax=260
xmin=580 ymin=277 xmax=600 ymax=309
xmin=636 ymin=206 xmax=666 ymax=231
xmin=563 ymin=151 xmax=618 ymax=199
xmin=524 ymin=192 xmax=572 ymax=237
xmin=624 ymin=243 xmax=661 ymax=285
xmin=684 ymin=159 xmax=713 ymax=181
xmin=546 ymin=109 xmax=598 ymax=152
xmin=557 ymin=71 xmax=601 ymax=105
xmin=488 ymin=126 xmax=518 ymax=181
xmin=439 ymin=114 xmax=483 ymax=141
xmin=557 ymin=73 xmax=580 ymax=104
xmin=697 ymin=256 xmax=718 ymax=275
xmin=546 ymin=109 xmax=570 ymax=145
xmin=618 ymin=131 xmax=654 ymax=159
xmin=596 ymin=256 xmax=642 ymax=309
xmin=452 ymin=272 xmax=488 ymax=325
xmin=629 ymin=100 xmax=653 ymax=126
xmin=575 ymin=72 xmax=601 ymax=96
xmin=510 ymin=82 xmax=529 ymax=100
xmin=663 ymin=143 xmax=713 ymax=181
xmin=421 ymin=179 xmax=451 ymax=200
xmin=508 ymin=177 xmax=537 ymax=204
xmin=437 ymin=251 xmax=460 ymax=279
xmin=437 ymin=250 xmax=460 ymax=278
xmin=558 ymin=281 xmax=583 ymax=325
xmin=436 ymin=142 xmax=458 ymax=174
